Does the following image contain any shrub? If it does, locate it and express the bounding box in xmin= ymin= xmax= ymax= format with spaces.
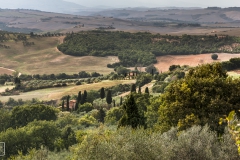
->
xmin=71 ymin=125 xmax=239 ymax=160
xmin=211 ymin=53 xmax=218 ymax=60
xmin=78 ymin=103 xmax=94 ymax=113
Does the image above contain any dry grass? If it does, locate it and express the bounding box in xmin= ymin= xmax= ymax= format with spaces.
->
xmin=0 ymin=80 xmax=135 ymax=102
xmin=0 ymin=36 xmax=117 ymax=75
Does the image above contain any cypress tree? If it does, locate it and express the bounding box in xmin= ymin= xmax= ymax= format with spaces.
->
xmin=75 ymin=91 xmax=81 ymax=110
xmin=106 ymin=90 xmax=112 ymax=105
xmin=138 ymin=86 xmax=141 ymax=94
xmin=97 ymin=107 xmax=106 ymax=123
xmin=100 ymin=87 xmax=105 ymax=104
xmin=83 ymin=90 xmax=87 ymax=103
xmin=131 ymin=84 xmax=136 ymax=93
xmin=81 ymin=90 xmax=87 ymax=104
xmin=62 ymin=100 xmax=65 ymax=112
xmin=113 ymin=100 xmax=116 ymax=107
xmin=66 ymin=95 xmax=70 ymax=111
xmin=145 ymin=87 xmax=149 ymax=94
xmin=120 ymin=96 xmax=123 ymax=106
xmin=118 ymin=94 xmax=145 ymax=129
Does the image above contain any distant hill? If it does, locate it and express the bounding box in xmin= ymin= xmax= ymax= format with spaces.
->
xmin=0 ymin=0 xmax=86 ymax=14
xmin=93 ymin=7 xmax=240 ymax=23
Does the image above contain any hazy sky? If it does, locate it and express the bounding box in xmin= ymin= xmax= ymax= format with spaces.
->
xmin=64 ymin=0 xmax=240 ymax=8
xmin=0 ymin=0 xmax=239 ymax=10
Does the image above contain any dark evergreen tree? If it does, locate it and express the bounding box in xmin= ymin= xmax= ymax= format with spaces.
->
xmin=75 ymin=91 xmax=81 ymax=110
xmin=138 ymin=86 xmax=141 ymax=94
xmin=97 ymin=107 xmax=106 ymax=123
xmin=113 ymin=100 xmax=116 ymax=107
xmin=118 ymin=94 xmax=145 ymax=129
xmin=61 ymin=126 xmax=77 ymax=150
xmin=145 ymin=87 xmax=149 ymax=94
xmin=66 ymin=95 xmax=70 ymax=111
xmin=81 ymin=90 xmax=87 ymax=104
xmin=14 ymin=77 xmax=21 ymax=89
xmin=100 ymin=87 xmax=105 ymax=104
xmin=62 ymin=100 xmax=64 ymax=112
xmin=106 ymin=90 xmax=112 ymax=105
xmin=120 ymin=96 xmax=123 ymax=106
xmin=83 ymin=90 xmax=87 ymax=103
xmin=131 ymin=84 xmax=136 ymax=93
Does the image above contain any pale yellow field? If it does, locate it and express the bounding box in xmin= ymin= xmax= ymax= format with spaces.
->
xmin=0 ymin=80 xmax=135 ymax=102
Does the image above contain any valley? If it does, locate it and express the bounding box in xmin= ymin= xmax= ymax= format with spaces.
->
xmin=1 ymin=5 xmax=240 ymax=159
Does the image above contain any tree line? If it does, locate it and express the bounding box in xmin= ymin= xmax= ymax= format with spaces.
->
xmin=57 ymin=30 xmax=240 ymax=67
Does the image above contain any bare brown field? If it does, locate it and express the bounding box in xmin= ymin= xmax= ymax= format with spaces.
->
xmin=0 ymin=67 xmax=15 ymax=75
xmin=155 ymin=53 xmax=240 ymax=72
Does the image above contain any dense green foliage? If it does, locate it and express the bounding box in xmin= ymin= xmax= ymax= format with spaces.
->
xmin=222 ymin=57 xmax=240 ymax=71
xmin=3 ymin=61 xmax=240 ymax=159
xmin=156 ymin=63 xmax=240 ymax=133
xmin=58 ymin=31 xmax=240 ymax=67
xmin=136 ymin=73 xmax=153 ymax=87
xmin=11 ymin=104 xmax=58 ymax=128
xmin=211 ymin=53 xmax=218 ymax=60
xmin=118 ymin=94 xmax=146 ymax=128
xmin=70 ymin=126 xmax=239 ymax=160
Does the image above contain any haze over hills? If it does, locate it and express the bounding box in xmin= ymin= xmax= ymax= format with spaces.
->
xmin=0 ymin=0 xmax=108 ymax=15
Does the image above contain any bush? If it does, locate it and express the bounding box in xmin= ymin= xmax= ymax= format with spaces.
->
xmin=71 ymin=125 xmax=239 ymax=160
xmin=75 ymin=81 xmax=81 ymax=85
xmin=78 ymin=103 xmax=94 ymax=113
xmin=169 ymin=65 xmax=180 ymax=71
xmin=211 ymin=53 xmax=218 ymax=60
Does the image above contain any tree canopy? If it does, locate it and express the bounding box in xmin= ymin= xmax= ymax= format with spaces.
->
xmin=156 ymin=63 xmax=240 ymax=133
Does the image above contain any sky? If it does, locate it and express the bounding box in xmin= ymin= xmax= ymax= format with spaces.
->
xmin=64 ymin=0 xmax=240 ymax=8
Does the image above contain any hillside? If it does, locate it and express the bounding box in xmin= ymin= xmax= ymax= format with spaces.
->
xmin=0 ymin=34 xmax=117 ymax=75
xmin=1 ymin=8 xmax=240 ymax=36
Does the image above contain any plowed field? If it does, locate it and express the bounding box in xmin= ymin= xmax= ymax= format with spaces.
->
xmin=155 ymin=53 xmax=240 ymax=72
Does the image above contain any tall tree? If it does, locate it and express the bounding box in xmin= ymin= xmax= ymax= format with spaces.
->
xmin=113 ymin=100 xmax=116 ymax=107
xmin=81 ymin=90 xmax=87 ymax=104
xmin=118 ymin=94 xmax=145 ymax=129
xmin=106 ymin=90 xmax=112 ymax=106
xmin=145 ymin=87 xmax=149 ymax=94
xmin=66 ymin=95 xmax=70 ymax=111
xmin=75 ymin=91 xmax=81 ymax=110
xmin=157 ymin=63 xmax=240 ymax=134
xmin=97 ymin=107 xmax=106 ymax=123
xmin=62 ymin=100 xmax=65 ymax=112
xmin=120 ymin=96 xmax=123 ymax=106
xmin=138 ymin=86 xmax=141 ymax=94
xmin=14 ymin=77 xmax=21 ymax=89
xmin=100 ymin=87 xmax=105 ymax=103
xmin=131 ymin=84 xmax=136 ymax=93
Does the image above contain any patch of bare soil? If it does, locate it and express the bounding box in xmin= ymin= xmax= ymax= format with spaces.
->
xmin=155 ymin=53 xmax=240 ymax=72
xmin=0 ymin=67 xmax=15 ymax=75
xmin=233 ymin=70 xmax=240 ymax=74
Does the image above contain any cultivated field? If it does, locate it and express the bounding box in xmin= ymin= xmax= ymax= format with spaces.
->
xmin=0 ymin=67 xmax=15 ymax=75
xmin=1 ymin=9 xmax=240 ymax=36
xmin=0 ymin=36 xmax=118 ymax=75
xmin=0 ymin=79 xmax=135 ymax=102
xmin=155 ymin=53 xmax=240 ymax=72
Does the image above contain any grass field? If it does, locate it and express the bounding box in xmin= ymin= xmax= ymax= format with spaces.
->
xmin=0 ymin=36 xmax=117 ymax=75
xmin=0 ymin=79 xmax=135 ymax=102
